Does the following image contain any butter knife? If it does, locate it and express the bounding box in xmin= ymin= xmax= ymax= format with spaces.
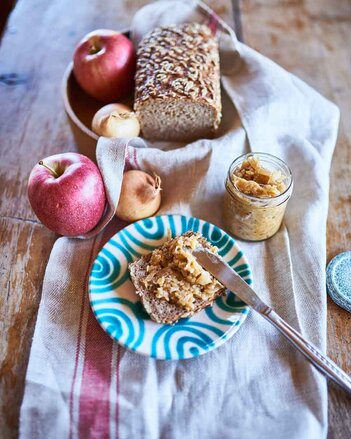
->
xmin=193 ymin=248 xmax=351 ymax=394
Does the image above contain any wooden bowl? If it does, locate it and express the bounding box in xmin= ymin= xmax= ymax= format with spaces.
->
xmin=61 ymin=30 xmax=239 ymax=160
xmin=61 ymin=62 xmax=98 ymax=161
xmin=61 ymin=30 xmax=133 ymax=162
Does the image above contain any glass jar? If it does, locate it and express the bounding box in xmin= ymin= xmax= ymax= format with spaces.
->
xmin=223 ymin=152 xmax=293 ymax=241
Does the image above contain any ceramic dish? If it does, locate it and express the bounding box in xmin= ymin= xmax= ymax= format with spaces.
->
xmin=89 ymin=215 xmax=252 ymax=360
xmin=327 ymin=251 xmax=351 ymax=313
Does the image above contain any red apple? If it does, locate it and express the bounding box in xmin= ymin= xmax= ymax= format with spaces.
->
xmin=28 ymin=153 xmax=106 ymax=236
xmin=73 ymin=29 xmax=136 ymax=102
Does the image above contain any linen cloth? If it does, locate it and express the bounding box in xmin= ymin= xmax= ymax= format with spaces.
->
xmin=19 ymin=1 xmax=340 ymax=438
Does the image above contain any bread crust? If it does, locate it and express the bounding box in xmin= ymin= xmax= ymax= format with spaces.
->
xmin=134 ymin=23 xmax=222 ymax=141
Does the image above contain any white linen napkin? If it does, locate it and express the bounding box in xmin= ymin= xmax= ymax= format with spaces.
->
xmin=20 ymin=1 xmax=339 ymax=438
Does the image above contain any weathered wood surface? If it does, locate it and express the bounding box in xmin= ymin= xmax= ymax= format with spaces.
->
xmin=0 ymin=1 xmax=232 ymax=438
xmin=0 ymin=0 xmax=350 ymax=438
xmin=240 ymin=1 xmax=351 ymax=437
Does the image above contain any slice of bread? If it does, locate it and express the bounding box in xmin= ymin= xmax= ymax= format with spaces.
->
xmin=128 ymin=232 xmax=226 ymax=325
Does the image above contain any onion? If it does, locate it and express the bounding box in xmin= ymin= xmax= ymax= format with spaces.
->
xmin=92 ymin=103 xmax=140 ymax=138
xmin=116 ymin=170 xmax=162 ymax=221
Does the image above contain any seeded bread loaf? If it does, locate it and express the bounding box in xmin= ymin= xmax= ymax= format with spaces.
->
xmin=134 ymin=23 xmax=222 ymax=142
xmin=128 ymin=232 xmax=226 ymax=325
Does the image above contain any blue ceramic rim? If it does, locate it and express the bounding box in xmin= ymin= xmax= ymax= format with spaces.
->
xmin=326 ymin=251 xmax=351 ymax=313
xmin=88 ymin=214 xmax=253 ymax=360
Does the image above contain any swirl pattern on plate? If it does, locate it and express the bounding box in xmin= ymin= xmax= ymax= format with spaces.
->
xmin=89 ymin=215 xmax=252 ymax=360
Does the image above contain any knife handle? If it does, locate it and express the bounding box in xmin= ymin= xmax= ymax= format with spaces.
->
xmin=263 ymin=308 xmax=351 ymax=394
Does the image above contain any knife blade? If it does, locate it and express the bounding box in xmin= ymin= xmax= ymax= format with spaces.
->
xmin=193 ymin=247 xmax=351 ymax=394
xmin=192 ymin=248 xmax=270 ymax=314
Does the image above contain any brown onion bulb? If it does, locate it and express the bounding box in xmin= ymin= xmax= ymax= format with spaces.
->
xmin=116 ymin=170 xmax=162 ymax=221
xmin=92 ymin=103 xmax=140 ymax=138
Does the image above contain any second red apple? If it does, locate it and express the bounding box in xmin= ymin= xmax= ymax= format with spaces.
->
xmin=73 ymin=29 xmax=136 ymax=102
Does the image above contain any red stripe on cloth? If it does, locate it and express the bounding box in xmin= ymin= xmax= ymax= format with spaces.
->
xmin=70 ymin=175 xmax=128 ymax=438
xmin=197 ymin=3 xmax=222 ymax=35
xmin=124 ymin=146 xmax=134 ymax=172
xmin=69 ymin=291 xmax=87 ymax=439
xmin=78 ymin=310 xmax=114 ymax=439
xmin=205 ymin=12 xmax=219 ymax=35
xmin=77 ymin=222 xmax=125 ymax=438
xmin=69 ymin=236 xmax=98 ymax=439
xmin=132 ymin=146 xmax=141 ymax=169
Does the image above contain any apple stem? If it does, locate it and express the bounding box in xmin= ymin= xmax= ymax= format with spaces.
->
xmin=38 ymin=160 xmax=59 ymax=178
xmin=89 ymin=44 xmax=101 ymax=55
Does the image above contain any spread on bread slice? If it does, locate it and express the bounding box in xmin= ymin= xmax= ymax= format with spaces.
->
xmin=128 ymin=231 xmax=226 ymax=324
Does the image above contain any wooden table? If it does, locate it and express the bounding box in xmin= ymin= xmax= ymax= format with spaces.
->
xmin=0 ymin=0 xmax=350 ymax=437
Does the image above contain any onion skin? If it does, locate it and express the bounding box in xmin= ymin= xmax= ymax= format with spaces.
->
xmin=92 ymin=103 xmax=140 ymax=138
xmin=116 ymin=170 xmax=162 ymax=222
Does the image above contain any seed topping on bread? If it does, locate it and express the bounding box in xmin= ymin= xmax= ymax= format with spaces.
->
xmin=134 ymin=23 xmax=222 ymax=141
xmin=135 ymin=23 xmax=220 ymax=110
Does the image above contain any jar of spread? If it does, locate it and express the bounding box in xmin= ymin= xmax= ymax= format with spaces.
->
xmin=223 ymin=152 xmax=293 ymax=241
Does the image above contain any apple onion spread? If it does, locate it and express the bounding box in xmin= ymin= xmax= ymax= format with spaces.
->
xmin=141 ymin=233 xmax=223 ymax=311
xmin=223 ymin=154 xmax=293 ymax=241
xmin=233 ymin=156 xmax=286 ymax=197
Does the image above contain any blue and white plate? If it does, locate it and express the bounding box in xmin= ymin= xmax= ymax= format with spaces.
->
xmin=89 ymin=215 xmax=252 ymax=360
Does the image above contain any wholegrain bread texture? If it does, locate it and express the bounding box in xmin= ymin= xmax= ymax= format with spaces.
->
xmin=134 ymin=23 xmax=222 ymax=142
xmin=128 ymin=232 xmax=226 ymax=325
